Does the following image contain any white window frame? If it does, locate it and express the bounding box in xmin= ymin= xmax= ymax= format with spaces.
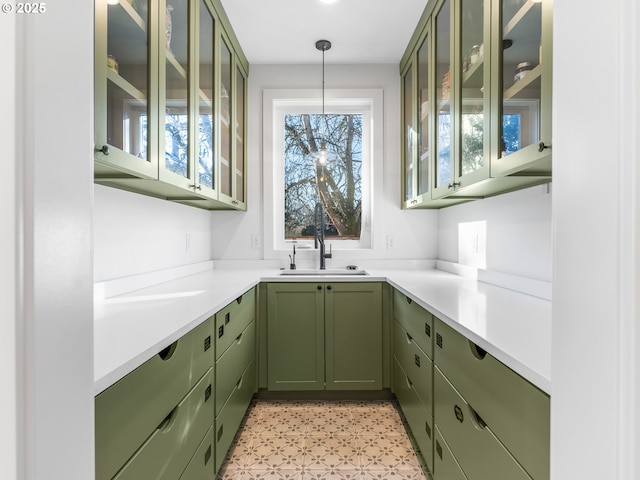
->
xmin=263 ymin=89 xmax=384 ymax=260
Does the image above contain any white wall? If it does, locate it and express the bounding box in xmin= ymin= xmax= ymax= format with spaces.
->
xmin=94 ymin=185 xmax=213 ymax=281
xmin=438 ymin=184 xmax=552 ymax=281
xmin=211 ymin=63 xmax=439 ymax=265
xmin=552 ymin=0 xmax=640 ymax=478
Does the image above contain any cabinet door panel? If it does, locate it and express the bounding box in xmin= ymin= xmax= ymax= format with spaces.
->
xmin=325 ymin=282 xmax=383 ymax=390
xmin=434 ymin=318 xmax=549 ymax=480
xmin=393 ymin=289 xmax=434 ymax=359
xmin=267 ymin=283 xmax=325 ymax=390
xmin=215 ymin=287 xmax=256 ymax=359
xmin=393 ymin=320 xmax=433 ymax=408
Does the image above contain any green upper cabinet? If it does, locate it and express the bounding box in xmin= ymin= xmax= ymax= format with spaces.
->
xmin=94 ymin=0 xmax=248 ymax=210
xmin=401 ymin=0 xmax=552 ymax=209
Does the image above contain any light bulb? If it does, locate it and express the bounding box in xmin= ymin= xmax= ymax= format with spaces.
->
xmin=318 ymin=150 xmax=327 ymax=165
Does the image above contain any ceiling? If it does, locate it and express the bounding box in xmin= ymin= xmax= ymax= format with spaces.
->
xmin=218 ymin=0 xmax=428 ymax=64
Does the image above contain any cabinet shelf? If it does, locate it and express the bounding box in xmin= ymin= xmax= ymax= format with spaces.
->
xmin=503 ymin=63 xmax=541 ymax=100
xmin=107 ymin=69 xmax=146 ymax=103
xmin=462 ymin=56 xmax=483 ymax=86
xmin=166 ymin=50 xmax=187 ymax=80
xmin=504 ymin=0 xmax=540 ymax=39
xmin=110 ymin=0 xmax=146 ymax=34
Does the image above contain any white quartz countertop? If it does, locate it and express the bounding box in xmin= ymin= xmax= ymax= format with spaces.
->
xmin=94 ymin=267 xmax=551 ymax=395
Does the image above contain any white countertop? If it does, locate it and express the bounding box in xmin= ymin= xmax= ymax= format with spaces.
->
xmin=94 ymin=267 xmax=551 ymax=395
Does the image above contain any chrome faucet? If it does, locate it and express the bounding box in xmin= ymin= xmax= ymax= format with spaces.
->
xmin=314 ymin=202 xmax=332 ymax=270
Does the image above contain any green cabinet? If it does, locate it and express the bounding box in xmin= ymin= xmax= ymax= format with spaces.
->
xmin=401 ymin=0 xmax=552 ymax=209
xmin=267 ymin=282 xmax=383 ymax=391
xmin=94 ymin=0 xmax=248 ymax=210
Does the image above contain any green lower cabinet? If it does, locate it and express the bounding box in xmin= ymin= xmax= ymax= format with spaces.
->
xmin=434 ymin=426 xmax=468 ymax=480
xmin=113 ymin=369 xmax=214 ymax=480
xmin=393 ymin=357 xmax=433 ymax=472
xmin=325 ymin=282 xmax=383 ymax=390
xmin=434 ymin=367 xmax=532 ymax=480
xmin=215 ymin=357 xmax=257 ymax=473
xmin=267 ymin=282 xmax=383 ymax=391
xmin=267 ymin=283 xmax=325 ymax=390
xmin=179 ymin=426 xmax=214 ymax=480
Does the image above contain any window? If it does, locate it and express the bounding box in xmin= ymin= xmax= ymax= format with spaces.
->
xmin=263 ymin=89 xmax=383 ymax=257
xmin=284 ymin=113 xmax=362 ymax=241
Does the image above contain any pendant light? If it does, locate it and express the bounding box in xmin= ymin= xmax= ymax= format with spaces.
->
xmin=307 ymin=39 xmax=340 ymax=166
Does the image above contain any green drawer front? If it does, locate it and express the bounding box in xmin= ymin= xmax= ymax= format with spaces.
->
xmin=96 ymin=317 xmax=214 ymax=480
xmin=113 ymin=368 xmax=215 ymax=480
xmin=393 ymin=357 xmax=433 ymax=472
xmin=434 ymin=319 xmax=549 ymax=480
xmin=215 ymin=287 xmax=256 ymax=360
xmin=393 ymin=289 xmax=433 ymax=359
xmin=215 ymin=357 xmax=257 ymax=474
xmin=394 ymin=320 xmax=433 ymax=409
xmin=434 ymin=426 xmax=468 ymax=480
xmin=215 ymin=320 xmax=256 ymax=416
xmin=179 ymin=426 xmax=214 ymax=480
xmin=434 ymin=368 xmax=531 ymax=480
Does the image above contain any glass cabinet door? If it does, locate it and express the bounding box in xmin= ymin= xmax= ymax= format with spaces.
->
xmin=433 ymin=0 xmax=453 ymax=198
xmin=159 ymin=0 xmax=192 ymax=188
xmin=496 ymin=0 xmax=551 ymax=172
xmin=96 ymin=0 xmax=156 ymax=178
xmin=234 ymin=66 xmax=246 ymax=205
xmin=402 ymin=64 xmax=415 ymax=204
xmin=219 ymin=37 xmax=233 ymax=199
xmin=458 ymin=0 xmax=489 ymax=180
xmin=417 ymin=31 xmax=430 ymax=198
xmin=198 ymin=0 xmax=215 ymax=192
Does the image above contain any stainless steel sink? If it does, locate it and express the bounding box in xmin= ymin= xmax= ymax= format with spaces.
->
xmin=279 ymin=269 xmax=368 ymax=276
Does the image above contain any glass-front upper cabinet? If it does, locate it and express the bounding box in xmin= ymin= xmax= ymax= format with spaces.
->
xmin=234 ymin=65 xmax=247 ymax=206
xmin=492 ymin=0 xmax=552 ymax=176
xmin=197 ymin=0 xmax=215 ymax=193
xmin=401 ymin=62 xmax=416 ymax=207
xmin=95 ymin=0 xmax=157 ymax=178
xmin=219 ymin=36 xmax=233 ymax=200
xmin=159 ymin=0 xmax=193 ymax=189
xmin=432 ymin=0 xmax=454 ymax=199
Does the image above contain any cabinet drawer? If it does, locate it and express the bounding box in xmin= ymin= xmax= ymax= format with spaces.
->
xmin=393 ymin=289 xmax=433 ymax=359
xmin=394 ymin=320 xmax=433 ymax=409
xmin=179 ymin=426 xmax=214 ymax=480
xmin=216 ymin=287 xmax=256 ymax=359
xmin=393 ymin=357 xmax=433 ymax=472
xmin=434 ymin=319 xmax=549 ymax=480
xmin=215 ymin=357 xmax=256 ymax=473
xmin=434 ymin=426 xmax=468 ymax=480
xmin=434 ymin=368 xmax=531 ymax=480
xmin=215 ymin=320 xmax=256 ymax=415
xmin=96 ymin=318 xmax=214 ymax=480
xmin=113 ymin=369 xmax=214 ymax=480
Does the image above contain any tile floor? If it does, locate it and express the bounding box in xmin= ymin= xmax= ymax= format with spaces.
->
xmin=217 ymin=399 xmax=434 ymax=480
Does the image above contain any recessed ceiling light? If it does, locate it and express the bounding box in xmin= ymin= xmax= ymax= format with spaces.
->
xmin=318 ymin=0 xmax=340 ymax=4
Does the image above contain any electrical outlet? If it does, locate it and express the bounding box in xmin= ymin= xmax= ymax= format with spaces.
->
xmin=251 ymin=234 xmax=261 ymax=249
xmin=387 ymin=236 xmax=396 ymax=249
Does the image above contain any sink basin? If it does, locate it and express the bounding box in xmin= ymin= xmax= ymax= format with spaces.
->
xmin=279 ymin=269 xmax=369 ymax=276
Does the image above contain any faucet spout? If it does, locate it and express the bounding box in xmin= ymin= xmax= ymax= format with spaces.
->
xmin=314 ymin=202 xmax=332 ymax=270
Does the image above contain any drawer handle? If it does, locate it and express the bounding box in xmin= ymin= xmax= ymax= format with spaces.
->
xmin=204 ymin=445 xmax=212 ymax=465
xmin=225 ymin=312 xmax=231 ymax=325
xmin=425 ymin=322 xmax=431 ymax=337
xmin=236 ymin=295 xmax=243 ymax=305
xmin=436 ymin=440 xmax=443 ymax=460
xmin=405 ymin=332 xmax=413 ymax=345
xmin=405 ymin=296 xmax=412 ymax=304
xmin=204 ymin=335 xmax=211 ymax=352
xmin=158 ymin=406 xmax=179 ymax=433
xmin=425 ymin=421 xmax=432 ymax=440
xmin=406 ymin=375 xmax=413 ymax=389
xmin=158 ymin=341 xmax=177 ymax=361
xmin=205 ymin=384 xmax=212 ymax=402
xmin=469 ymin=341 xmax=487 ymax=360
xmin=218 ymin=325 xmax=224 ymax=338
xmin=454 ymin=404 xmax=464 ymax=423
xmin=217 ymin=424 xmax=224 ymax=442
xmin=236 ymin=374 xmax=244 ymax=389
xmin=468 ymin=404 xmax=487 ymax=431
xmin=414 ymin=354 xmax=421 ymax=368
xmin=436 ymin=333 xmax=443 ymax=349
xmin=236 ymin=332 xmax=243 ymax=344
